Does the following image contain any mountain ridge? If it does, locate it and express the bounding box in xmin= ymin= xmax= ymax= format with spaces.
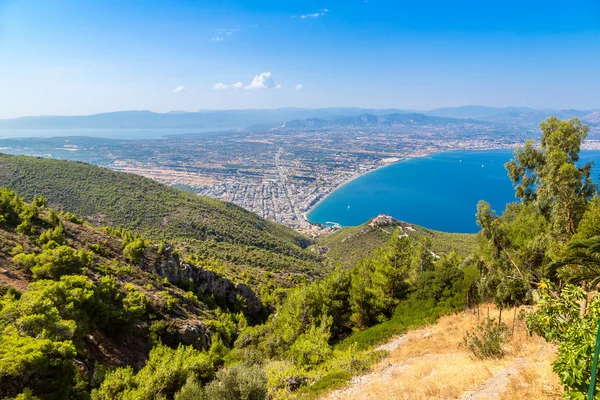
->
xmin=2 ymin=106 xmax=599 ymax=131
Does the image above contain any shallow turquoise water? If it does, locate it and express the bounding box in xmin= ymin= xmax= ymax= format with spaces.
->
xmin=307 ymin=149 xmax=600 ymax=233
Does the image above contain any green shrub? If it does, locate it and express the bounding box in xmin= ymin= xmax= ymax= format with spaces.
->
xmin=60 ymin=211 xmax=83 ymax=224
xmin=289 ymin=323 xmax=332 ymax=369
xmin=94 ymin=343 xmax=215 ymax=400
xmin=121 ymin=286 xmax=149 ymax=324
xmin=123 ymin=238 xmax=145 ymax=263
xmin=463 ymin=317 xmax=509 ymax=359
xmin=174 ymin=376 xmax=203 ymax=400
xmin=203 ymin=364 xmax=267 ymax=400
xmin=91 ymin=367 xmax=136 ymax=400
xmin=38 ymin=224 xmax=65 ymax=246
xmin=266 ymin=360 xmax=310 ymax=395
xmin=13 ymin=245 xmax=92 ymax=280
xmin=13 ymin=389 xmax=41 ymax=399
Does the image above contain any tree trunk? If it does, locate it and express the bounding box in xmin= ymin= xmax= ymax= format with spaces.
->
xmin=581 ymin=294 xmax=589 ymax=316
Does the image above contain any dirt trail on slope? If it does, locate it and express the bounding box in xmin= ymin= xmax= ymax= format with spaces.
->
xmin=322 ymin=306 xmax=561 ymax=400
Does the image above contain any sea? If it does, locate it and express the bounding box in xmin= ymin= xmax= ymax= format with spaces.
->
xmin=307 ymin=149 xmax=600 ymax=234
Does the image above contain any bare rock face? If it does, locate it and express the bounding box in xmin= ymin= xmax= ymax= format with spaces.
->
xmin=178 ymin=321 xmax=210 ymax=348
xmin=141 ymin=247 xmax=263 ymax=321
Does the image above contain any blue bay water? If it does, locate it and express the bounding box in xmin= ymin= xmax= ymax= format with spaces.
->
xmin=307 ymin=149 xmax=600 ymax=233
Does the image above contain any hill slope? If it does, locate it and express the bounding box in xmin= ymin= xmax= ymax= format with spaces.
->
xmin=0 ymin=189 xmax=269 ymax=398
xmin=322 ymin=306 xmax=559 ymax=400
xmin=314 ymin=218 xmax=478 ymax=268
xmin=0 ymin=154 xmax=323 ymax=281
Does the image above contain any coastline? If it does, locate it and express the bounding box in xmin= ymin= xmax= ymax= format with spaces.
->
xmin=303 ymin=146 xmax=516 ymax=227
xmin=303 ymin=152 xmax=435 ymax=225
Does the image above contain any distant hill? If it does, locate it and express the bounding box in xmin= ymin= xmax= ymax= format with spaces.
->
xmin=313 ymin=218 xmax=478 ymax=269
xmin=1 ymin=107 xmax=598 ymax=132
xmin=424 ymin=106 xmax=537 ymax=120
xmin=0 ymin=154 xmax=324 ymax=283
xmin=424 ymin=106 xmax=600 ymax=125
xmin=281 ymin=112 xmax=480 ymax=130
xmin=0 ymin=108 xmax=406 ymax=131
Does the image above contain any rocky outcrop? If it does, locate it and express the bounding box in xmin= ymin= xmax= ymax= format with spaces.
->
xmin=141 ymin=247 xmax=263 ymax=320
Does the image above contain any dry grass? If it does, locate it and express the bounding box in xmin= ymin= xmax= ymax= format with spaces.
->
xmin=323 ymin=305 xmax=562 ymax=400
xmin=500 ymin=354 xmax=562 ymax=400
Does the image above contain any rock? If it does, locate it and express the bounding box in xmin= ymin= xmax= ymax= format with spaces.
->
xmin=423 ymin=332 xmax=432 ymax=339
xmin=179 ymin=321 xmax=210 ymax=349
xmin=140 ymin=247 xmax=264 ymax=321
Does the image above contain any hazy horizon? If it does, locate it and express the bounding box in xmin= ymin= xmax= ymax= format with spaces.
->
xmin=2 ymin=105 xmax=599 ymax=120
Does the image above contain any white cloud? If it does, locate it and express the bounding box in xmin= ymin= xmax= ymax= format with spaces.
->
xmin=298 ymin=9 xmax=329 ymax=19
xmin=213 ymin=73 xmax=286 ymax=91
xmin=174 ymin=85 xmax=188 ymax=93
xmin=295 ymin=84 xmax=303 ymax=90
xmin=212 ymin=37 xmax=224 ymax=41
xmin=245 ymin=72 xmax=275 ymax=90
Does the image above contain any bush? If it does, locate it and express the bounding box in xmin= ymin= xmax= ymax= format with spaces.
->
xmin=123 ymin=238 xmax=145 ymax=263
xmin=38 ymin=224 xmax=65 ymax=246
xmin=266 ymin=360 xmax=309 ymax=395
xmin=13 ymin=245 xmax=92 ymax=280
xmin=174 ymin=376 xmax=203 ymax=400
xmin=289 ymin=323 xmax=332 ymax=368
xmin=203 ymin=364 xmax=267 ymax=400
xmin=93 ymin=343 xmax=215 ymax=400
xmin=463 ymin=318 xmax=509 ymax=359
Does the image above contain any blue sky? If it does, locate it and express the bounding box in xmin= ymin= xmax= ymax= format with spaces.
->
xmin=1 ymin=0 xmax=599 ymax=118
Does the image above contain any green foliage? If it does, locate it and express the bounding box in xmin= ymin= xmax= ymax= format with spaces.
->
xmin=0 ymin=276 xmax=103 ymax=399
xmin=121 ymin=284 xmax=149 ymax=324
xmin=38 ymin=224 xmax=65 ymax=246
xmin=123 ymin=238 xmax=145 ymax=263
xmin=13 ymin=245 xmax=92 ymax=280
xmin=547 ymin=236 xmax=600 ymax=288
xmin=349 ymin=231 xmax=413 ymax=329
xmin=574 ymin=197 xmax=600 ymax=240
xmin=91 ymin=367 xmax=136 ymax=400
xmin=0 ymin=188 xmax=26 ymax=227
xmin=13 ymin=389 xmax=41 ymax=400
xmin=476 ymin=201 xmax=548 ymax=307
xmin=463 ymin=318 xmax=509 ymax=359
xmin=60 ymin=211 xmax=83 ymax=224
xmin=266 ymin=360 xmax=310 ymax=395
xmin=289 ymin=319 xmax=333 ymax=368
xmin=0 ymin=154 xmax=321 ymax=276
xmin=505 ymin=117 xmax=596 ymax=236
xmin=525 ymin=281 xmax=600 ymax=397
xmin=202 ymin=364 xmax=267 ymax=400
xmin=316 ymin=220 xmax=477 ymax=269
xmin=92 ymin=343 xmax=215 ymax=400
xmin=336 ymin=298 xmax=448 ymax=351
xmin=173 ymin=376 xmax=203 ymax=400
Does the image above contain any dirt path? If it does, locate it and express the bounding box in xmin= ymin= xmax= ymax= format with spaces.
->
xmin=461 ymin=356 xmax=532 ymax=399
xmin=321 ymin=308 xmax=560 ymax=400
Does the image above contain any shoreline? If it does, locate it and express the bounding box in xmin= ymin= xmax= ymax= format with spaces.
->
xmin=303 ymin=151 xmax=435 ymax=225
xmin=303 ymin=146 xmax=516 ymax=227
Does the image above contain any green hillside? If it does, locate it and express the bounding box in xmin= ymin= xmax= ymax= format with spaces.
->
xmin=0 ymin=154 xmax=323 ymax=282
xmin=314 ymin=219 xmax=478 ymax=268
xmin=0 ymin=189 xmax=265 ymax=399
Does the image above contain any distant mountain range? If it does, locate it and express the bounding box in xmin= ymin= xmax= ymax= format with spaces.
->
xmin=281 ymin=112 xmax=478 ymax=129
xmin=0 ymin=106 xmax=598 ymax=131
